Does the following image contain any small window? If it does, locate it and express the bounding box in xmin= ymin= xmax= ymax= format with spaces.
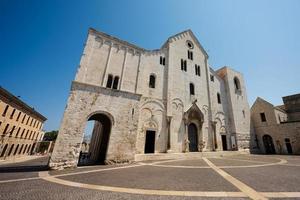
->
xmin=184 ymin=60 xmax=187 ymax=71
xmin=2 ymin=105 xmax=9 ymax=117
xmin=106 ymin=74 xmax=113 ymax=88
xmin=30 ymin=118 xmax=34 ymax=126
xmin=149 ymin=74 xmax=156 ymax=88
xmin=195 ymin=65 xmax=200 ymax=76
xmin=217 ymin=93 xmax=221 ymax=104
xmin=112 ymin=76 xmax=119 ymax=89
xmin=22 ymin=114 xmax=26 ymax=123
xmin=260 ymin=112 xmax=266 ymax=122
xmin=3 ymin=124 xmax=9 ymax=134
xmin=186 ymin=40 xmax=194 ymax=49
xmin=10 ymin=108 xmax=16 ymax=119
xmin=210 ymin=75 xmax=214 ymax=82
xmin=190 ymin=83 xmax=195 ymax=95
xmin=181 ymin=59 xmax=187 ymax=71
xmin=21 ymin=129 xmax=25 ymax=138
xmin=10 ymin=126 xmax=15 ymax=136
xmin=160 ymin=56 xmax=165 ymax=66
xmin=234 ymin=77 xmax=241 ymax=91
xmin=16 ymin=127 xmax=21 ymax=137
xmin=188 ymin=50 xmax=193 ymax=60
xmin=16 ymin=112 xmax=21 ymax=121
xmin=242 ymin=110 xmax=245 ymax=118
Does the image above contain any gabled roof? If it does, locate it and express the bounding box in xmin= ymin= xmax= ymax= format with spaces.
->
xmin=161 ymin=29 xmax=209 ymax=58
xmin=251 ymin=97 xmax=275 ymax=109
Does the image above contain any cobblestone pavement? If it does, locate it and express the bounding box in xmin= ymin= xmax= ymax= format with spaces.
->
xmin=0 ymin=154 xmax=299 ymax=200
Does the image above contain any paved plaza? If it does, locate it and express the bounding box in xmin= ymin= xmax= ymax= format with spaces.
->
xmin=0 ymin=154 xmax=299 ymax=200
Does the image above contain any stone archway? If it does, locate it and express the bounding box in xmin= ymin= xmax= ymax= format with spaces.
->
xmin=183 ymin=101 xmax=204 ymax=152
xmin=78 ymin=112 xmax=113 ymax=166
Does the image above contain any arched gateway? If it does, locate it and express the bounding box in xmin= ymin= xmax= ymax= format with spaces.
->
xmin=78 ymin=112 xmax=113 ymax=166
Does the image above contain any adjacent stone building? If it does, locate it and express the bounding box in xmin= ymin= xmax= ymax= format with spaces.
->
xmin=50 ymin=28 xmax=251 ymax=169
xmin=0 ymin=87 xmax=47 ymax=160
xmin=250 ymin=95 xmax=300 ymax=154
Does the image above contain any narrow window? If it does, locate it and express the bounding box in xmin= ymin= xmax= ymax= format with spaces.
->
xmin=188 ymin=50 xmax=193 ymax=60
xmin=160 ymin=56 xmax=166 ymax=66
xmin=181 ymin=59 xmax=184 ymax=70
xmin=25 ymin=130 xmax=29 ymax=138
xmin=112 ymin=76 xmax=119 ymax=89
xmin=217 ymin=93 xmax=221 ymax=104
xmin=260 ymin=112 xmax=266 ymax=122
xmin=10 ymin=108 xmax=16 ymax=119
xmin=16 ymin=112 xmax=21 ymax=121
xmin=195 ymin=65 xmax=201 ymax=76
xmin=13 ymin=144 xmax=19 ymax=155
xmin=22 ymin=114 xmax=26 ymax=123
xmin=190 ymin=83 xmax=195 ymax=95
xmin=106 ymin=74 xmax=113 ymax=88
xmin=3 ymin=124 xmax=9 ymax=134
xmin=30 ymin=118 xmax=34 ymax=126
xmin=10 ymin=126 xmax=15 ymax=136
xmin=16 ymin=127 xmax=21 ymax=137
xmin=242 ymin=110 xmax=246 ymax=118
xmin=2 ymin=105 xmax=9 ymax=116
xmin=21 ymin=129 xmax=25 ymax=138
xmin=149 ymin=74 xmax=156 ymax=88
xmin=210 ymin=75 xmax=214 ymax=82
xmin=234 ymin=77 xmax=241 ymax=91
xmin=184 ymin=60 xmax=187 ymax=71
xmin=26 ymin=116 xmax=30 ymax=125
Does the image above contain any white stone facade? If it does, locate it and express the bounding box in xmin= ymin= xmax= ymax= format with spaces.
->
xmin=50 ymin=28 xmax=251 ymax=169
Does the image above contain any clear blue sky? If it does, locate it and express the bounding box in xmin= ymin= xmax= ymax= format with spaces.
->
xmin=1 ymin=0 xmax=299 ymax=132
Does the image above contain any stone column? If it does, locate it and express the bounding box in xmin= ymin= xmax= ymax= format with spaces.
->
xmin=167 ymin=116 xmax=172 ymax=152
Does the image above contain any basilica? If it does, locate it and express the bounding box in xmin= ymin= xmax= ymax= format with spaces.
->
xmin=50 ymin=28 xmax=251 ymax=169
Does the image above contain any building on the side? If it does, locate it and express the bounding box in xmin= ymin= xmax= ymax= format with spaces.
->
xmin=250 ymin=95 xmax=300 ymax=154
xmin=50 ymin=28 xmax=251 ymax=169
xmin=0 ymin=87 xmax=47 ymax=160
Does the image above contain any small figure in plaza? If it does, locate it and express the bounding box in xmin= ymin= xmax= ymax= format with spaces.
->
xmin=198 ymin=140 xmax=206 ymax=152
xmin=184 ymin=139 xmax=190 ymax=153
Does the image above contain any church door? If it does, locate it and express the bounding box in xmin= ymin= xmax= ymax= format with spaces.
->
xmin=144 ymin=130 xmax=155 ymax=154
xmin=263 ymin=135 xmax=275 ymax=154
xmin=221 ymin=135 xmax=228 ymax=151
xmin=188 ymin=123 xmax=198 ymax=152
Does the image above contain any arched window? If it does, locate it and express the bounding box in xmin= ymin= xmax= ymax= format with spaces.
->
xmin=149 ymin=74 xmax=156 ymax=88
xmin=234 ymin=77 xmax=241 ymax=91
xmin=112 ymin=76 xmax=119 ymax=89
xmin=106 ymin=74 xmax=113 ymax=88
xmin=217 ymin=93 xmax=221 ymax=104
xmin=190 ymin=83 xmax=195 ymax=95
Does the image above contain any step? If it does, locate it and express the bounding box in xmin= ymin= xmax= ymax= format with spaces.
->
xmin=135 ymin=151 xmax=248 ymax=162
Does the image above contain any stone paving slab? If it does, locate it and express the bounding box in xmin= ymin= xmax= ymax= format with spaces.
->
xmin=208 ymin=158 xmax=270 ymax=166
xmin=224 ymin=165 xmax=300 ymax=192
xmin=157 ymin=159 xmax=209 ymax=166
xmin=60 ymin=165 xmax=239 ymax=191
xmin=0 ymin=179 xmax=249 ymax=200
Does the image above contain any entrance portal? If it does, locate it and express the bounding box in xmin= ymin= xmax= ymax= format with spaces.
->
xmin=221 ymin=135 xmax=227 ymax=151
xmin=188 ymin=123 xmax=198 ymax=152
xmin=78 ymin=113 xmax=112 ymax=166
xmin=263 ymin=135 xmax=275 ymax=154
xmin=144 ymin=130 xmax=155 ymax=154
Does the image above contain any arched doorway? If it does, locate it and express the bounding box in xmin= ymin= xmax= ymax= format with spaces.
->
xmin=263 ymin=135 xmax=275 ymax=154
xmin=188 ymin=123 xmax=198 ymax=152
xmin=78 ymin=112 xmax=112 ymax=166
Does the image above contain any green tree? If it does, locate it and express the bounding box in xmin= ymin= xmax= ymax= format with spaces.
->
xmin=43 ymin=130 xmax=58 ymax=141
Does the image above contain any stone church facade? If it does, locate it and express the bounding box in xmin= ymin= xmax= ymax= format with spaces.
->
xmin=50 ymin=28 xmax=250 ymax=169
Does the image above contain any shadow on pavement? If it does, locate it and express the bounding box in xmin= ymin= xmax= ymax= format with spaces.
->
xmin=0 ymin=156 xmax=50 ymax=173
